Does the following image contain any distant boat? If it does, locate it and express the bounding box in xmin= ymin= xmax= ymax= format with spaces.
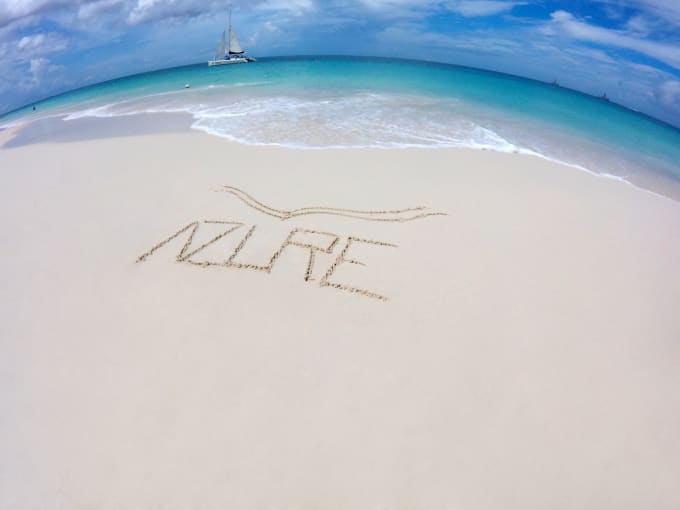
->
xmin=600 ymin=92 xmax=610 ymax=102
xmin=208 ymin=8 xmax=255 ymax=66
xmin=551 ymin=79 xmax=559 ymax=86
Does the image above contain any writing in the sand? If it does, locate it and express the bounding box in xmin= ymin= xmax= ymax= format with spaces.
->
xmin=136 ymin=186 xmax=446 ymax=301
xmin=136 ymin=221 xmax=397 ymax=301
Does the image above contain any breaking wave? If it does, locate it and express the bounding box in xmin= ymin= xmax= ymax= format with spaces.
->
xmin=52 ymin=83 xmax=679 ymax=199
xmin=62 ymin=87 xmax=525 ymax=152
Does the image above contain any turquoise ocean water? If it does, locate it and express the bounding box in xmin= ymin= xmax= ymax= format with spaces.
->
xmin=2 ymin=56 xmax=679 ymax=193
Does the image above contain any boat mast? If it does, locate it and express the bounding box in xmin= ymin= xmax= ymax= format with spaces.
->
xmin=228 ymin=6 xmax=232 ymax=54
xmin=227 ymin=5 xmax=244 ymax=55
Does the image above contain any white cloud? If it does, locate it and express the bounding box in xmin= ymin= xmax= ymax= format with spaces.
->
xmin=626 ymin=15 xmax=650 ymax=36
xmin=77 ymin=0 xmax=127 ymax=21
xmin=615 ymin=0 xmax=680 ymax=29
xmin=126 ymin=0 xmax=313 ymax=25
xmin=355 ymin=0 xmax=438 ymax=20
xmin=359 ymin=0 xmax=423 ymax=9
xmin=17 ymin=33 xmax=44 ymax=50
xmin=16 ymin=32 xmax=68 ymax=53
xmin=565 ymin=46 xmax=617 ymax=65
xmin=358 ymin=0 xmax=522 ymax=17
xmin=0 ymin=0 xmax=75 ymax=26
xmin=127 ymin=0 xmax=211 ymax=25
xmin=655 ymin=80 xmax=680 ymax=113
xmin=0 ymin=0 xmax=53 ymax=23
xmin=29 ymin=56 xmax=49 ymax=76
xmin=0 ymin=0 xmax=313 ymax=29
xmin=26 ymin=56 xmax=63 ymax=86
xmin=376 ymin=22 xmax=523 ymax=58
xmin=629 ymin=62 xmax=660 ymax=74
xmin=447 ymin=1 xmax=525 ymax=17
xmin=545 ymin=10 xmax=680 ymax=70
xmin=256 ymin=0 xmax=314 ymax=14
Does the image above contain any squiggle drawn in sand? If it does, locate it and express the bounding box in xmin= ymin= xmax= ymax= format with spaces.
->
xmin=216 ymin=185 xmax=447 ymax=222
xmin=136 ymin=186 xmax=446 ymax=301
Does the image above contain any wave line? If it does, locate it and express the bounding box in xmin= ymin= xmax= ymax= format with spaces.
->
xmin=217 ymin=185 xmax=447 ymax=223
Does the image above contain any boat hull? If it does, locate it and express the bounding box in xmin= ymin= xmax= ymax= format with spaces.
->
xmin=208 ymin=57 xmax=255 ymax=66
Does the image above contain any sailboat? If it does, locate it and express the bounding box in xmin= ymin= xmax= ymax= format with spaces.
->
xmin=208 ymin=8 xmax=255 ymax=66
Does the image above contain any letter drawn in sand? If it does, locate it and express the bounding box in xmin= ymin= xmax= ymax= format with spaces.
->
xmin=224 ymin=225 xmax=270 ymax=272
xmin=226 ymin=227 xmax=340 ymax=281
xmin=136 ymin=221 xmax=244 ymax=263
xmin=320 ymin=237 xmax=398 ymax=302
xmin=136 ymin=185 xmax=446 ymax=302
xmin=285 ymin=229 xmax=340 ymax=281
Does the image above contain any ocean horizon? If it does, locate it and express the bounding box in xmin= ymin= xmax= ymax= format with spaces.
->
xmin=2 ymin=55 xmax=679 ymax=197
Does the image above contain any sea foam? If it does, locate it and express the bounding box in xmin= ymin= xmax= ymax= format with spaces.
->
xmin=62 ymin=87 xmax=526 ymax=153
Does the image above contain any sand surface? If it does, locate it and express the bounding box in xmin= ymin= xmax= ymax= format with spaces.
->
xmin=1 ymin=121 xmax=680 ymax=509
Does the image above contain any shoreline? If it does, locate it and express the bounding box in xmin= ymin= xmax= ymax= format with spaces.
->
xmin=3 ymin=111 xmax=680 ymax=202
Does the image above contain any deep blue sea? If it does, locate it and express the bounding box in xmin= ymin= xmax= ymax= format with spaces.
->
xmin=2 ymin=56 xmax=679 ymax=191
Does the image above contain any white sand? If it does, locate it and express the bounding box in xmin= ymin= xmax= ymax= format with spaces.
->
xmin=1 ymin=123 xmax=680 ymax=509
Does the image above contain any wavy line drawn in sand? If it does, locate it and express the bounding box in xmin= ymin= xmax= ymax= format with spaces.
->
xmin=216 ymin=185 xmax=447 ymax=222
xmin=137 ymin=186 xmax=446 ymax=301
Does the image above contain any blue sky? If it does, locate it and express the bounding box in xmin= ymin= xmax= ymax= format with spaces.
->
xmin=1 ymin=0 xmax=679 ymax=126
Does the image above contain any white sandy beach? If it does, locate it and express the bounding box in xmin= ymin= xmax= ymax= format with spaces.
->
xmin=1 ymin=119 xmax=680 ymax=509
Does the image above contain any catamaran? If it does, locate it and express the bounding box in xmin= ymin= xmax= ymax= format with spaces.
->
xmin=208 ymin=9 xmax=255 ymax=66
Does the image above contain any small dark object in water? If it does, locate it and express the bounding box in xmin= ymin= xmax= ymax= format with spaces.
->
xmin=32 ymin=106 xmax=36 ymax=111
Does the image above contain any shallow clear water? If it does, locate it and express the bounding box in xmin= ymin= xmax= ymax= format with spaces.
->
xmin=2 ymin=56 xmax=679 ymax=190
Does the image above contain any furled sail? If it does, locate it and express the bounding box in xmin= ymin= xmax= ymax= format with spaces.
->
xmin=229 ymin=27 xmax=243 ymax=54
xmin=217 ymin=31 xmax=226 ymax=56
